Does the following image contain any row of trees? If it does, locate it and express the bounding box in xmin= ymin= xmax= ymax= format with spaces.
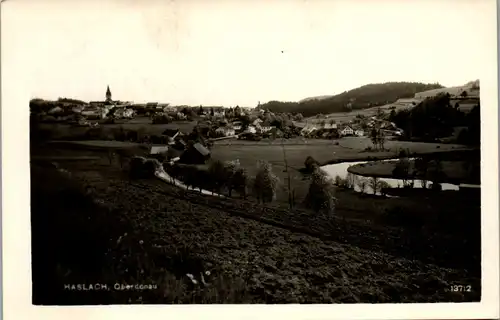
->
xmin=389 ymin=93 xmax=480 ymax=145
xmin=333 ymin=173 xmax=391 ymax=195
xmin=164 ymin=158 xmax=338 ymax=216
xmin=392 ymin=150 xmax=447 ymax=190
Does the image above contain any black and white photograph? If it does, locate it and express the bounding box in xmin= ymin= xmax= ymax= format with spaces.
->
xmin=2 ymin=0 xmax=499 ymax=318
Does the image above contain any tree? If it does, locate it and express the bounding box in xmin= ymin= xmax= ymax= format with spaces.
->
xmin=415 ymin=157 xmax=430 ymax=189
xmin=460 ymin=91 xmax=468 ymax=98
xmin=377 ymin=129 xmax=386 ymax=150
xmin=210 ymin=108 xmax=215 ymax=117
xmin=231 ymin=167 xmax=248 ymax=199
xmin=393 ymin=157 xmax=413 ymax=188
xmin=294 ymin=113 xmax=304 ymax=121
xmin=198 ymin=105 xmax=204 ymax=115
xmin=427 ymin=159 xmax=446 ymax=191
xmin=389 ymin=109 xmax=396 ymax=120
xmin=304 ymin=167 xmax=337 ymax=215
xmin=378 ymin=181 xmax=391 ymax=196
xmin=239 ymin=115 xmax=251 ymax=131
xmin=369 ymin=177 xmax=381 ymax=194
xmin=304 ymin=156 xmax=320 ymax=172
xmin=208 ymin=160 xmax=229 ymax=196
xmin=370 ymin=127 xmax=380 ymax=150
xmin=357 ymin=178 xmax=368 ymax=194
xmin=252 ymin=161 xmax=279 ymax=204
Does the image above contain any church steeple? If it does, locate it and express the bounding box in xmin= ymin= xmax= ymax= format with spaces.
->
xmin=105 ymin=85 xmax=112 ymax=102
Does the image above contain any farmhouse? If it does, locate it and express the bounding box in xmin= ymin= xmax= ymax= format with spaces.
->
xmin=244 ymin=126 xmax=257 ymax=134
xmin=354 ymin=129 xmax=365 ymax=137
xmin=150 ymin=146 xmax=169 ymax=155
xmin=179 ymin=143 xmax=211 ymax=165
xmin=114 ymin=108 xmax=134 ymax=119
xmin=323 ymin=123 xmax=337 ymax=130
xmin=301 ymin=125 xmax=318 ymax=136
xmin=215 ymin=126 xmax=236 ymax=137
xmin=48 ymin=106 xmax=63 ymax=115
xmin=252 ymin=118 xmax=263 ymax=126
xmin=339 ymin=125 xmax=354 ymax=136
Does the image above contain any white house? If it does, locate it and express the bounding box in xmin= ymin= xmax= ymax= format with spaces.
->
xmin=354 ymin=129 xmax=365 ymax=137
xmin=114 ymin=108 xmax=134 ymax=119
xmin=339 ymin=125 xmax=354 ymax=136
xmin=323 ymin=123 xmax=337 ymax=130
xmin=48 ymin=106 xmax=63 ymax=114
xmin=150 ymin=146 xmax=169 ymax=155
xmin=215 ymin=127 xmax=236 ymax=137
xmin=258 ymin=125 xmax=273 ymax=133
xmin=245 ymin=126 xmax=257 ymax=134
xmin=72 ymin=106 xmax=84 ymax=114
xmin=301 ymin=125 xmax=318 ymax=136
xmin=252 ymin=118 xmax=263 ymax=126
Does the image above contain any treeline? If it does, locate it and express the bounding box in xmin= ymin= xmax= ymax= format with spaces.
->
xmin=389 ymin=93 xmax=480 ymax=145
xmin=260 ymin=82 xmax=444 ymax=117
xmin=137 ymin=158 xmax=337 ymax=215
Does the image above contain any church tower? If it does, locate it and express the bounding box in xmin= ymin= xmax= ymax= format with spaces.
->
xmin=105 ymin=85 xmax=112 ymax=102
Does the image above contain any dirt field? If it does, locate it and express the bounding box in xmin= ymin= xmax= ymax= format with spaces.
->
xmin=31 ymin=145 xmax=481 ymax=304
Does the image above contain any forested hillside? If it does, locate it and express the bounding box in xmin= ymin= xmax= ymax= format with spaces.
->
xmin=260 ymin=82 xmax=444 ymax=117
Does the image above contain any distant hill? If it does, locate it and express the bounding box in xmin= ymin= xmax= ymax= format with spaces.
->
xmin=414 ymin=79 xmax=479 ymax=100
xmin=261 ymin=82 xmax=444 ymax=117
xmin=299 ymin=95 xmax=335 ymax=103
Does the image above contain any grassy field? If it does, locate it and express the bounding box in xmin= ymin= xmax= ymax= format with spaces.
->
xmin=210 ymin=137 xmax=474 ymax=205
xmin=348 ymin=160 xmax=469 ymax=184
xmin=39 ymin=118 xmax=198 ymax=140
xmin=31 ymin=144 xmax=481 ymax=304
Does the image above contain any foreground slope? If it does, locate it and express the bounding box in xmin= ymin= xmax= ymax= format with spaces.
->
xmin=31 ymin=150 xmax=480 ymax=304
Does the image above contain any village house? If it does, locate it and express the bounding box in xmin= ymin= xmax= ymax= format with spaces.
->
xmin=179 ymin=143 xmax=211 ymax=165
xmin=243 ymin=125 xmax=257 ymax=134
xmin=323 ymin=122 xmax=337 ymax=130
xmin=252 ymin=118 xmax=263 ymax=126
xmin=301 ymin=124 xmax=318 ymax=136
xmin=231 ymin=121 xmax=243 ymax=131
xmin=339 ymin=125 xmax=354 ymax=136
xmin=114 ymin=108 xmax=134 ymax=119
xmin=48 ymin=106 xmax=64 ymax=115
xmin=215 ymin=126 xmax=236 ymax=137
xmin=354 ymin=128 xmax=365 ymax=137
xmin=72 ymin=106 xmax=84 ymax=114
xmin=150 ymin=146 xmax=169 ymax=156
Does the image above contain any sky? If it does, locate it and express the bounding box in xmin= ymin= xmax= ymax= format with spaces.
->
xmin=2 ymin=0 xmax=494 ymax=107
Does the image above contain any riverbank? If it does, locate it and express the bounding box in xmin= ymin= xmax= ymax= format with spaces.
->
xmin=346 ymin=159 xmax=475 ymax=185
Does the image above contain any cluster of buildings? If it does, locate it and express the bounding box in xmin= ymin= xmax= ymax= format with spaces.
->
xmin=296 ymin=116 xmax=403 ymax=139
xmin=214 ymin=118 xmax=275 ymax=137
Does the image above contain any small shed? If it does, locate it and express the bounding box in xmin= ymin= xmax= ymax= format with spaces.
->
xmin=150 ymin=146 xmax=169 ymax=155
xmin=179 ymin=143 xmax=211 ymax=164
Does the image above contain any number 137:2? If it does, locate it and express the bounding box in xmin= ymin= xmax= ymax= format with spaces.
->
xmin=450 ymin=285 xmax=472 ymax=292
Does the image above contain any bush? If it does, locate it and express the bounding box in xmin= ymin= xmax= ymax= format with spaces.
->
xmin=304 ymin=167 xmax=337 ymax=215
xmin=208 ymin=160 xmax=230 ymax=195
xmin=253 ymin=161 xmax=279 ymax=203
xmin=129 ymin=156 xmax=147 ymax=179
xmin=304 ymin=156 xmax=320 ymax=172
